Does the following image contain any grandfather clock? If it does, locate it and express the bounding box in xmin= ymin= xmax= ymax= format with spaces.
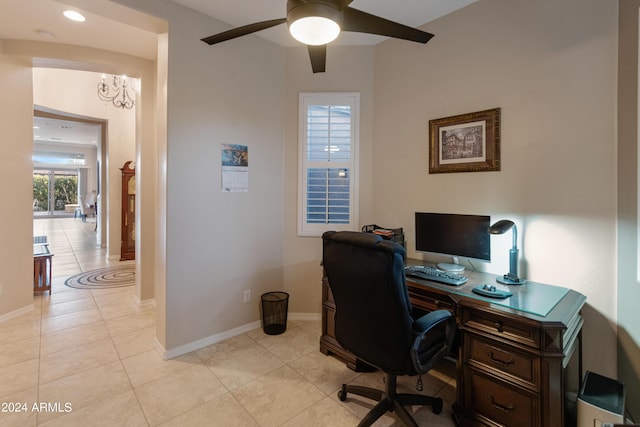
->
xmin=120 ymin=161 xmax=136 ymax=260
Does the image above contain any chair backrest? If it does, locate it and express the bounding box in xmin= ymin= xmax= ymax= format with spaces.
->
xmin=322 ymin=231 xmax=415 ymax=375
xmin=78 ymin=195 xmax=86 ymax=214
xmin=85 ymin=192 xmax=96 ymax=206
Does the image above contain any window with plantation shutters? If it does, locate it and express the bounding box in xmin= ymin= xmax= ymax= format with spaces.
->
xmin=298 ymin=93 xmax=359 ymax=236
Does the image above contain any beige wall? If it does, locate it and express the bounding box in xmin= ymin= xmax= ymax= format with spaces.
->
xmin=372 ymin=0 xmax=618 ymax=379
xmin=28 ymin=49 xmax=158 ymax=307
xmin=33 ymin=68 xmax=136 ymax=261
xmin=153 ymin=32 xmax=168 ymax=349
xmin=1 ymin=37 xmax=159 ymax=318
xmin=135 ymin=53 xmax=159 ymax=304
xmin=0 ymin=45 xmax=34 ymax=318
xmin=282 ymin=45 xmax=376 ymax=314
xmin=1 ymin=1 xmax=636 ymax=413
xmin=148 ymin=2 xmax=286 ymax=352
xmin=618 ymin=0 xmax=640 ymax=420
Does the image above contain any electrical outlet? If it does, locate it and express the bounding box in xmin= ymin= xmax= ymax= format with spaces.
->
xmin=243 ymin=290 xmax=251 ymax=303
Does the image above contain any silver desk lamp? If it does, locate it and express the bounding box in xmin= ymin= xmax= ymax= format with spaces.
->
xmin=488 ymin=219 xmax=526 ymax=285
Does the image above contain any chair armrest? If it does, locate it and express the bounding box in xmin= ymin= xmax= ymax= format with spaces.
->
xmin=412 ymin=309 xmax=452 ymax=334
xmin=410 ymin=309 xmax=455 ymax=374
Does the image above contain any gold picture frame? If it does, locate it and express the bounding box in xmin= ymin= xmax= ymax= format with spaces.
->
xmin=429 ymin=108 xmax=501 ymax=174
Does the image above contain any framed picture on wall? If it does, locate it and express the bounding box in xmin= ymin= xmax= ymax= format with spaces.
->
xmin=429 ymin=108 xmax=501 ymax=174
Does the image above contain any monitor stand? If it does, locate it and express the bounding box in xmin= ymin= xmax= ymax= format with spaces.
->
xmin=437 ymin=262 xmax=465 ymax=273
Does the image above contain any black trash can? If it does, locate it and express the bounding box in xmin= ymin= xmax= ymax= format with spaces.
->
xmin=261 ymin=291 xmax=289 ymax=335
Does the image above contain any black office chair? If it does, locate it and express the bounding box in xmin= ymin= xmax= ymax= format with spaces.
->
xmin=322 ymin=231 xmax=456 ymax=427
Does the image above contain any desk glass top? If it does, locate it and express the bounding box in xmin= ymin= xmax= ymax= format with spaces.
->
xmin=405 ymin=261 xmax=569 ymax=317
xmin=458 ymin=281 xmax=569 ymax=317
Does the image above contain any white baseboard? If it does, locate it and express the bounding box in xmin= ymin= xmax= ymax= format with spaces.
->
xmin=154 ymin=337 xmax=166 ymax=359
xmin=156 ymin=312 xmax=321 ymax=360
xmin=134 ymin=297 xmax=156 ymax=308
xmin=0 ymin=304 xmax=35 ymax=323
xmin=157 ymin=320 xmax=261 ymax=360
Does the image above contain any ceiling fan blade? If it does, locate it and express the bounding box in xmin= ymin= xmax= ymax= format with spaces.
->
xmin=307 ymin=45 xmax=327 ymax=73
xmin=201 ymin=18 xmax=287 ymax=45
xmin=342 ymin=7 xmax=434 ymax=44
xmin=336 ymin=0 xmax=355 ymax=9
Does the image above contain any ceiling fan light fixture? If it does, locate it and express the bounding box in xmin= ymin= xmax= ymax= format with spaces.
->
xmin=290 ymin=16 xmax=340 ymax=45
xmin=287 ymin=2 xmax=342 ymax=46
xmin=201 ymin=0 xmax=435 ymax=74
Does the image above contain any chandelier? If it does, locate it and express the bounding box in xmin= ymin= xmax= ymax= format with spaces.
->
xmin=97 ymin=74 xmax=135 ymax=109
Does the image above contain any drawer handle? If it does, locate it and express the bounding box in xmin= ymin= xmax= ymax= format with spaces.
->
xmin=487 ymin=350 xmax=515 ymax=367
xmin=494 ymin=321 xmax=504 ymax=332
xmin=489 ymin=394 xmax=514 ymax=413
xmin=434 ymin=300 xmax=441 ymax=307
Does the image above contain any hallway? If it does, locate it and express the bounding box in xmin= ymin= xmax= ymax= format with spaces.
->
xmin=0 ymin=219 xmax=458 ymax=426
xmin=33 ymin=217 xmax=110 ymax=279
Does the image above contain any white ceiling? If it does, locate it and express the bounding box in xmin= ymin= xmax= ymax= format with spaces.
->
xmin=0 ymin=0 xmax=476 ymax=146
xmin=0 ymin=0 xmax=477 ymax=57
xmin=0 ymin=0 xmax=160 ymax=60
xmin=173 ymin=0 xmax=477 ymax=47
xmin=33 ymin=116 xmax=101 ymax=147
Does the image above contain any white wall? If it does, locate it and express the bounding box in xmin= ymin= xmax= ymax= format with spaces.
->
xmin=153 ymin=31 xmax=168 ymax=349
xmin=617 ymin=0 xmax=640 ymax=419
xmin=0 ymin=36 xmax=158 ymax=320
xmin=1 ymin=1 xmax=626 ymax=392
xmin=0 ymin=45 xmax=34 ymax=318
xmin=0 ymin=0 xmax=286 ymax=356
xmin=128 ymin=1 xmax=287 ymax=351
xmin=33 ymin=68 xmax=136 ymax=260
xmin=282 ymin=45 xmax=376 ymax=314
xmin=134 ymin=0 xmax=621 ymax=376
xmin=372 ymin=0 xmax=618 ymax=378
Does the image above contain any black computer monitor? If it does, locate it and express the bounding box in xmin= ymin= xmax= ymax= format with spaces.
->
xmin=415 ymin=212 xmax=491 ymax=271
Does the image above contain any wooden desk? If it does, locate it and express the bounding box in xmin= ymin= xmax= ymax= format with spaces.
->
xmin=33 ymin=244 xmax=53 ymax=294
xmin=320 ymin=263 xmax=586 ymax=427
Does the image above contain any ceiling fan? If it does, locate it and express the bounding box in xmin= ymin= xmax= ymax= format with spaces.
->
xmin=201 ymin=0 xmax=434 ymax=73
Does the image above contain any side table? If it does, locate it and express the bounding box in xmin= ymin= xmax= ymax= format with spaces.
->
xmin=33 ymin=244 xmax=53 ymax=294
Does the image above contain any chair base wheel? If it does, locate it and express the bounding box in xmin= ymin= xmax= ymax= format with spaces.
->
xmin=431 ymin=398 xmax=443 ymax=414
xmin=338 ymin=385 xmax=348 ymax=401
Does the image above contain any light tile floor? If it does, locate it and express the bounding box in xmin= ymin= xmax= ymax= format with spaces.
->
xmin=0 ymin=218 xmax=457 ymax=426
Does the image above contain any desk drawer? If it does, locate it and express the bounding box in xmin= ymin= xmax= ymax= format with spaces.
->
xmin=461 ymin=305 xmax=540 ymax=349
xmin=466 ymin=369 xmax=540 ymax=427
xmin=407 ymin=284 xmax=454 ymax=312
xmin=468 ymin=336 xmax=539 ymax=389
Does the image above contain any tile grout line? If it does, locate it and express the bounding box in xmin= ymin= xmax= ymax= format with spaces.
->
xmin=36 ymin=291 xmax=43 ymax=425
xmin=102 ymin=295 xmax=153 ymax=427
xmin=64 ymin=219 xmax=87 ymax=274
xmin=32 ymin=218 xmax=108 ymax=425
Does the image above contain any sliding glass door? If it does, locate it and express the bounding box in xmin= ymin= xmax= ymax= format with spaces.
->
xmin=33 ymin=169 xmax=78 ymax=216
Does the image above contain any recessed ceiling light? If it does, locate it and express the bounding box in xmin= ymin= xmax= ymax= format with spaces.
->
xmin=63 ymin=10 xmax=86 ymax=22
